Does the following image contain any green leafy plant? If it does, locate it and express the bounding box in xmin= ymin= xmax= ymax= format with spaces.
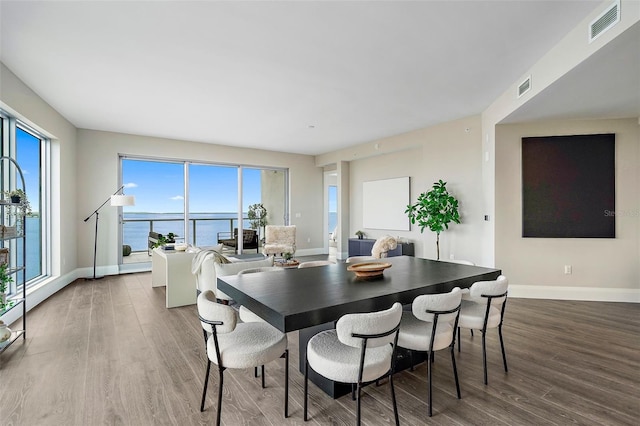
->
xmin=405 ymin=180 xmax=460 ymax=260
xmin=0 ymin=263 xmax=14 ymax=310
xmin=355 ymin=230 xmax=365 ymax=239
xmin=283 ymin=252 xmax=293 ymax=261
xmin=3 ymin=189 xmax=32 ymax=234
xmin=247 ymin=203 xmax=268 ymax=230
xmin=152 ymin=232 xmax=177 ymax=248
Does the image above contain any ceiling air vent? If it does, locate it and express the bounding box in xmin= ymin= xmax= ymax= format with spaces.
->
xmin=589 ymin=0 xmax=620 ymax=43
xmin=518 ymin=75 xmax=531 ymax=98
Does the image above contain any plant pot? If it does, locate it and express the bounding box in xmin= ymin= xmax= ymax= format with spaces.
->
xmin=358 ymin=235 xmax=363 ymax=239
xmin=10 ymin=195 xmax=20 ymax=203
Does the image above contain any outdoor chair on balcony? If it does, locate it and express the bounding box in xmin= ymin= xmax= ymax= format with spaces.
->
xmin=217 ymin=228 xmax=259 ymax=253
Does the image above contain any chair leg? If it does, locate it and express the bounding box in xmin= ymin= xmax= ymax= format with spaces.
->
xmin=499 ymin=325 xmax=508 ymax=373
xmin=470 ymin=329 xmax=474 ymax=337
xmin=389 ymin=374 xmax=400 ymax=426
xmin=254 ymin=366 xmax=258 ymax=378
xmin=427 ymin=351 xmax=433 ymax=417
xmin=351 ymin=384 xmax=356 ymax=401
xmin=216 ymin=367 xmax=224 ymax=426
xmin=200 ymin=359 xmax=211 ymax=412
xmin=284 ymin=349 xmax=289 ymax=418
xmin=356 ymin=383 xmax=362 ymax=425
xmin=481 ymin=331 xmax=488 ymax=385
xmin=457 ymin=327 xmax=461 ymax=352
xmin=304 ymin=358 xmax=309 ymax=421
xmin=409 ymin=349 xmax=415 ymax=371
xmin=261 ymin=365 xmax=266 ymax=388
xmin=450 ymin=346 xmax=461 ymax=399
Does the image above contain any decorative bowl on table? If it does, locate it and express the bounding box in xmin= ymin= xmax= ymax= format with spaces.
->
xmin=347 ymin=262 xmax=392 ymax=278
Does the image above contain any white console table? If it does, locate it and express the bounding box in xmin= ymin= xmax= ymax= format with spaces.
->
xmin=151 ymin=248 xmax=197 ymax=308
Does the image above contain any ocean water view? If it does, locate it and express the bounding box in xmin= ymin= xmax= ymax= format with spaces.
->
xmin=123 ymin=212 xmax=338 ymax=252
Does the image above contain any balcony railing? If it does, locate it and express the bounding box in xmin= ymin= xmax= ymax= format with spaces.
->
xmin=122 ymin=216 xmax=252 ymax=252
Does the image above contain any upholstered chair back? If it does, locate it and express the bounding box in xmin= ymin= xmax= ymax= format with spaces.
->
xmin=336 ymin=303 xmax=402 ymax=348
xmin=297 ymin=260 xmax=336 ymax=268
xmin=197 ymin=290 xmax=237 ymax=334
xmin=237 ymin=266 xmax=280 ymax=274
xmin=468 ymin=275 xmax=509 ymax=306
xmin=412 ymin=287 xmax=462 ymax=325
xmin=265 ymin=225 xmax=296 ymax=245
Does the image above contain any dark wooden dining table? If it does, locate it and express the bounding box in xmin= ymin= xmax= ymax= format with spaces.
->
xmin=217 ymin=255 xmax=501 ymax=397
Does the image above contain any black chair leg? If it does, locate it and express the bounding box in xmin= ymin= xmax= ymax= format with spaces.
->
xmin=254 ymin=366 xmax=258 ymax=378
xmin=499 ymin=325 xmax=508 ymax=373
xmin=356 ymin=384 xmax=362 ymax=425
xmin=470 ymin=329 xmax=474 ymax=337
xmin=450 ymin=346 xmax=461 ymax=399
xmin=352 ymin=384 xmax=356 ymax=401
xmin=409 ymin=349 xmax=415 ymax=371
xmin=481 ymin=331 xmax=488 ymax=385
xmin=389 ymin=374 xmax=400 ymax=426
xmin=427 ymin=351 xmax=433 ymax=417
xmin=304 ymin=358 xmax=309 ymax=421
xmin=284 ymin=349 xmax=289 ymax=418
xmin=457 ymin=327 xmax=461 ymax=352
xmin=200 ymin=359 xmax=211 ymax=412
xmin=216 ymin=367 xmax=224 ymax=426
xmin=261 ymin=365 xmax=266 ymax=388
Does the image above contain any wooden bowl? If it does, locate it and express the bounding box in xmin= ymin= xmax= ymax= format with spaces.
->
xmin=347 ymin=262 xmax=392 ymax=278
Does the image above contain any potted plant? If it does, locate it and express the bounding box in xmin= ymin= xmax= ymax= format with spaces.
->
xmin=248 ymin=203 xmax=268 ymax=241
xmin=405 ymin=179 xmax=460 ymax=260
xmin=355 ymin=230 xmax=365 ymax=240
xmin=152 ymin=232 xmax=177 ymax=248
xmin=0 ymin=263 xmax=14 ymax=311
xmin=3 ymin=189 xmax=32 ymax=235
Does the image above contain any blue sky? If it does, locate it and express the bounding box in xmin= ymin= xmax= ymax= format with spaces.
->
xmin=16 ymin=128 xmax=41 ymax=213
xmin=122 ymin=159 xmax=262 ymax=213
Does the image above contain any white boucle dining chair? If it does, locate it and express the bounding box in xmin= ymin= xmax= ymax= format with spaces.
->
xmin=197 ymin=290 xmax=289 ymax=426
xmin=304 ymin=303 xmax=403 ymax=425
xmin=397 ymin=287 xmax=462 ymax=417
xmin=457 ymin=275 xmax=509 ymax=385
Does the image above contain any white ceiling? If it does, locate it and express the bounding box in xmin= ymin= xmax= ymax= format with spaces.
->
xmin=1 ymin=0 xmax=634 ymax=156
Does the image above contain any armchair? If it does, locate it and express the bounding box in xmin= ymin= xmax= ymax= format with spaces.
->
xmin=217 ymin=228 xmax=259 ymax=253
xmin=262 ymin=225 xmax=296 ymax=256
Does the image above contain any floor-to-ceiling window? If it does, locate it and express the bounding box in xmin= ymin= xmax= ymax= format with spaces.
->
xmin=1 ymin=111 xmax=49 ymax=293
xmin=120 ymin=156 xmax=288 ymax=266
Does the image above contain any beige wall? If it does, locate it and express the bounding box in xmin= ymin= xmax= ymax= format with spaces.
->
xmin=495 ymin=118 xmax=639 ymax=298
xmin=0 ymin=62 xmax=77 ymax=277
xmin=323 ymin=115 xmax=485 ymax=262
xmin=76 ymin=129 xmax=323 ymax=274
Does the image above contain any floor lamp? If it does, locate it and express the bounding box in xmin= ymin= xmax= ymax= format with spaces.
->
xmin=84 ymin=185 xmax=135 ymax=280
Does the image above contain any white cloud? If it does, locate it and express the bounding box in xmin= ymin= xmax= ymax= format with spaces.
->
xmin=170 ymin=195 xmax=184 ymax=201
xmin=124 ymin=182 xmax=138 ymax=188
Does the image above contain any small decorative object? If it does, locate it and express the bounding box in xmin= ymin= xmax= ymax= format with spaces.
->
xmin=0 ymin=247 xmax=9 ymax=266
xmin=283 ymin=252 xmax=293 ymax=261
xmin=371 ymin=235 xmax=398 ymax=258
xmin=355 ymin=230 xmax=365 ymax=240
xmin=0 ymin=320 xmax=11 ymax=345
xmin=347 ymin=261 xmax=392 ymax=278
xmin=405 ymin=179 xmax=460 ymax=260
xmin=122 ymin=245 xmax=132 ymax=257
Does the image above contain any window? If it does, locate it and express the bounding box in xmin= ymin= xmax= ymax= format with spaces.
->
xmin=1 ymin=111 xmax=49 ymax=292
xmin=120 ymin=156 xmax=288 ymax=266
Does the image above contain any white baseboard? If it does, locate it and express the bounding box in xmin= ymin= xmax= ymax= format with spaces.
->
xmin=509 ymin=285 xmax=640 ymax=303
xmin=295 ymin=248 xmax=327 ymax=257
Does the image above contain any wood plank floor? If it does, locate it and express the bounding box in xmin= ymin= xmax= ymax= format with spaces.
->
xmin=1 ymin=272 xmax=638 ymax=425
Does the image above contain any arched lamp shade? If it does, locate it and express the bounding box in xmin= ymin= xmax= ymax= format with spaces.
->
xmin=110 ymin=194 xmax=135 ymax=207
